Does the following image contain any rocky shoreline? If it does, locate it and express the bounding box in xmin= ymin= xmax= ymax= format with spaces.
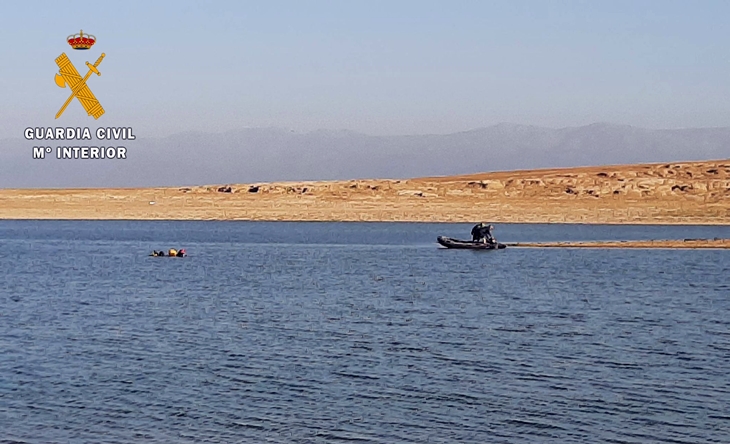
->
xmin=1 ymin=160 xmax=728 ymax=225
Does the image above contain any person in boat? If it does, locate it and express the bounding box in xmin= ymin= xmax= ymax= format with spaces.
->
xmin=471 ymin=223 xmax=496 ymax=244
xmin=471 ymin=223 xmax=485 ymax=242
xmin=151 ymin=250 xmax=165 ymax=256
xmin=168 ymin=248 xmax=178 ymax=257
xmin=176 ymin=249 xmax=186 ymax=257
xmin=483 ymin=225 xmax=496 ymax=245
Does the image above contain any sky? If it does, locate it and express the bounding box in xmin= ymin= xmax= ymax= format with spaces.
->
xmin=0 ymin=0 xmax=729 ymax=139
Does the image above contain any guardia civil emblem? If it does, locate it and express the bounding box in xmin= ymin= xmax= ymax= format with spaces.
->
xmin=54 ymin=30 xmax=106 ymax=119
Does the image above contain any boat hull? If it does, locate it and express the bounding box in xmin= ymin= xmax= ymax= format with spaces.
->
xmin=437 ymin=236 xmax=506 ymax=250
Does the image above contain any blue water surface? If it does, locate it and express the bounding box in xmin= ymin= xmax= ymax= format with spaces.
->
xmin=0 ymin=221 xmax=728 ymax=443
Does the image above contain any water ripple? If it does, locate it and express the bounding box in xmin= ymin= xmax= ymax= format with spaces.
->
xmin=0 ymin=221 xmax=729 ymax=443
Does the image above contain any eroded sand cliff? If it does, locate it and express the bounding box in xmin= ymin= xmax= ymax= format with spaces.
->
xmin=1 ymin=160 xmax=728 ymax=224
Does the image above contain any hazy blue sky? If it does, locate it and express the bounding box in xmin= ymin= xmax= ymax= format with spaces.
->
xmin=1 ymin=0 xmax=728 ymax=138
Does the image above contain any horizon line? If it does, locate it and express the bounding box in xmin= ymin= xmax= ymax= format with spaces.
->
xmin=4 ymin=121 xmax=730 ymax=142
xmin=3 ymin=158 xmax=728 ymax=191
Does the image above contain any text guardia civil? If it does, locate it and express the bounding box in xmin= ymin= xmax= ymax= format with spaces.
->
xmin=26 ymin=127 xmax=134 ymax=160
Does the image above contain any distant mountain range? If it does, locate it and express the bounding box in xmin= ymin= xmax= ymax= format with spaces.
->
xmin=2 ymin=123 xmax=729 ymax=188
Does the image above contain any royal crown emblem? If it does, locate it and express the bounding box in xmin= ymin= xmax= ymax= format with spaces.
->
xmin=67 ymin=30 xmax=96 ymax=50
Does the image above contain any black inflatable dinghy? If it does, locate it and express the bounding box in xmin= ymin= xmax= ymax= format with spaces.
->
xmin=437 ymin=236 xmax=507 ymax=250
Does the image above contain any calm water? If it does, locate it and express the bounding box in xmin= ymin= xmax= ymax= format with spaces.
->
xmin=1 ymin=221 xmax=729 ymax=443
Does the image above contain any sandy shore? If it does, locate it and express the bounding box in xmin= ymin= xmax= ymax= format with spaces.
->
xmin=0 ymin=160 xmax=729 ymax=225
xmin=506 ymin=239 xmax=730 ymax=249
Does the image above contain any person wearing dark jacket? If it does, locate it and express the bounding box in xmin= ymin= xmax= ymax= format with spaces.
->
xmin=471 ymin=223 xmax=485 ymax=242
xmin=471 ymin=223 xmax=496 ymax=244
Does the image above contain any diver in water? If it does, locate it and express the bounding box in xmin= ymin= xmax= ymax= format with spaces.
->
xmin=151 ymin=249 xmax=187 ymax=257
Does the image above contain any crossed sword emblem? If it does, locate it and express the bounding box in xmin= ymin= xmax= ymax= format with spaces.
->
xmin=54 ymin=52 xmax=106 ymax=119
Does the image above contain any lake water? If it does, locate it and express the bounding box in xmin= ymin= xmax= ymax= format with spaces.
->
xmin=1 ymin=221 xmax=729 ymax=443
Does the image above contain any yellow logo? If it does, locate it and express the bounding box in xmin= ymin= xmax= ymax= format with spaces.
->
xmin=54 ymin=30 xmax=105 ymax=119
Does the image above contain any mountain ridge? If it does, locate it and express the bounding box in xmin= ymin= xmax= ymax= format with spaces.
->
xmin=1 ymin=123 xmax=729 ymax=188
